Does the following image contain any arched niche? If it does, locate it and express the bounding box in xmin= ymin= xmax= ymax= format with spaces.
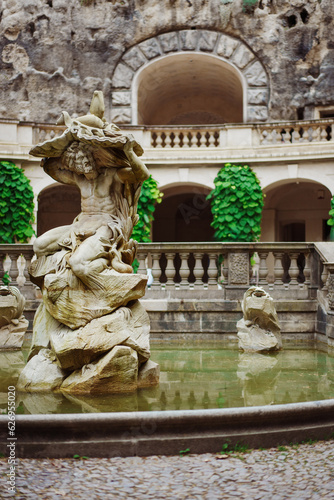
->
xmin=261 ymin=180 xmax=332 ymax=242
xmin=37 ymin=184 xmax=80 ymax=236
xmin=111 ymin=30 xmax=269 ymax=125
xmin=152 ymin=184 xmax=214 ymax=242
xmin=135 ymin=53 xmax=244 ymax=125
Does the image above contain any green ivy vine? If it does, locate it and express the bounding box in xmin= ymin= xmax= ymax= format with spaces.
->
xmin=0 ymin=161 xmax=35 ymax=243
xmin=327 ymin=196 xmax=334 ymax=235
xmin=132 ymin=175 xmax=163 ymax=243
xmin=207 ymin=163 xmax=264 ymax=242
xmin=131 ymin=175 xmax=163 ymax=272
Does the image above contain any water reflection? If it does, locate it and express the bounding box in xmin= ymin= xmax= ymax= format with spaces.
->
xmin=1 ymin=344 xmax=334 ymax=414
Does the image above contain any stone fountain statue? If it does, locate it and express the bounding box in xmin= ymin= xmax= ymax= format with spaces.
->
xmin=0 ymin=285 xmax=28 ymax=349
xmin=17 ymin=91 xmax=159 ymax=394
xmin=237 ymin=286 xmax=282 ymax=352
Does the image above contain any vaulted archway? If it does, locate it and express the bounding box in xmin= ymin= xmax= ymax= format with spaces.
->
xmin=135 ymin=53 xmax=244 ymax=125
xmin=261 ymin=181 xmax=332 ymax=242
xmin=111 ymin=30 xmax=269 ymax=125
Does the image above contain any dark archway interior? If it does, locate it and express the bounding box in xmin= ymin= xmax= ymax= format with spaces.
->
xmin=37 ymin=184 xmax=81 ymax=236
xmin=153 ymin=190 xmax=214 ymax=242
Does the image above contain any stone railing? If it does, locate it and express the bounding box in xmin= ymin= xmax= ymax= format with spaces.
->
xmin=136 ymin=242 xmax=321 ymax=300
xmin=0 ymin=245 xmax=35 ymax=299
xmin=0 ymin=242 xmax=325 ymax=301
xmin=2 ymin=118 xmax=334 ymax=161
xmin=149 ymin=127 xmax=220 ymax=148
xmin=258 ymin=119 xmax=334 ymax=145
xmin=31 ymin=118 xmax=334 ymax=150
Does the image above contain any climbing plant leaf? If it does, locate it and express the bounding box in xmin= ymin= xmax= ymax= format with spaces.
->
xmin=131 ymin=175 xmax=163 ymax=243
xmin=207 ymin=163 xmax=264 ymax=242
xmin=0 ymin=161 xmax=35 ymax=243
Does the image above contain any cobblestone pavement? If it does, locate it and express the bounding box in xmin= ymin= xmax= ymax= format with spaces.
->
xmin=0 ymin=440 xmax=334 ymax=499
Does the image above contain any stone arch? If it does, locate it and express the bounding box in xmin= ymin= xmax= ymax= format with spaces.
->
xmin=261 ymin=179 xmax=331 ymax=242
xmin=37 ymin=183 xmax=80 ymax=236
xmin=152 ymin=183 xmax=213 ymax=242
xmin=111 ymin=30 xmax=269 ymax=125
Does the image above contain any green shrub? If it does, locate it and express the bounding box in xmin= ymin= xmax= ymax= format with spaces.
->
xmin=132 ymin=175 xmax=163 ymax=243
xmin=207 ymin=163 xmax=264 ymax=242
xmin=0 ymin=161 xmax=35 ymax=243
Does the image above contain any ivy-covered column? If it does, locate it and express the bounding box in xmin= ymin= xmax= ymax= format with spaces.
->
xmin=207 ymin=163 xmax=264 ymax=243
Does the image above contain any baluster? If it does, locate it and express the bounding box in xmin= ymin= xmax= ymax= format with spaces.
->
xmin=137 ymin=251 xmax=147 ymax=275
xmin=165 ymin=252 xmax=176 ymax=288
xmin=182 ymin=132 xmax=190 ymax=148
xmin=150 ymin=252 xmax=161 ymax=289
xmin=7 ymin=252 xmax=19 ymax=287
xmin=21 ymin=250 xmax=36 ymax=298
xmin=190 ymin=133 xmax=198 ymax=148
xmin=311 ymin=126 xmax=320 ymax=142
xmin=174 ymin=132 xmax=181 ymax=148
xmin=288 ymin=252 xmax=300 ymax=286
xmin=321 ymin=261 xmax=329 ymax=291
xmin=274 ymin=129 xmax=281 ymax=144
xmin=320 ymin=127 xmax=328 ymax=142
xmin=273 ymin=252 xmax=284 ymax=287
xmin=291 ymin=129 xmax=301 ymax=143
xmin=179 ymin=252 xmax=190 ymax=289
xmin=155 ymin=132 xmax=163 ymax=148
xmin=208 ymin=132 xmax=215 ymax=147
xmin=286 ymin=129 xmax=293 ymax=143
xmin=165 ymin=132 xmax=172 ymax=148
xmin=260 ymin=130 xmax=267 ymax=145
xmin=301 ymin=128 xmax=309 ymax=143
xmin=258 ymin=252 xmax=269 ymax=286
xmin=199 ymin=132 xmax=206 ymax=148
xmin=193 ymin=252 xmax=204 ymax=288
xmin=207 ymin=253 xmax=218 ymax=288
xmin=16 ymin=254 xmax=26 ymax=287
xmin=303 ymin=252 xmax=310 ymax=287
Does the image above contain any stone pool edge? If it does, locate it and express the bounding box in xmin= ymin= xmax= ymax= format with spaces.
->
xmin=1 ymin=400 xmax=334 ymax=458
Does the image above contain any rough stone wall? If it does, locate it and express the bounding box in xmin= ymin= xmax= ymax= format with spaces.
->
xmin=0 ymin=0 xmax=333 ymax=123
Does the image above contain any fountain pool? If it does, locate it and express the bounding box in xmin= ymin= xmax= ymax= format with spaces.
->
xmin=1 ymin=342 xmax=334 ymax=458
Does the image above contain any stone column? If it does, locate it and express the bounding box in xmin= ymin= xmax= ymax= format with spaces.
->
xmin=165 ymin=252 xmax=176 ymax=288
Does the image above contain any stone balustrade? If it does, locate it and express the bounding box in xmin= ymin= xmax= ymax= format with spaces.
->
xmin=258 ymin=120 xmax=334 ymax=145
xmin=1 ymin=119 xmax=334 ymax=161
xmin=136 ymin=242 xmax=318 ymax=299
xmin=149 ymin=127 xmax=220 ymax=148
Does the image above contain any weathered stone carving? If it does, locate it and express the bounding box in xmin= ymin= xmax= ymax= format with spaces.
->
xmin=231 ymin=44 xmax=255 ymax=69
xmin=18 ymin=91 xmax=159 ymax=394
xmin=138 ymin=38 xmax=162 ymax=59
xmin=229 ymin=253 xmax=249 ymax=285
xmin=216 ymin=34 xmax=239 ymax=58
xmin=0 ymin=286 xmax=28 ymax=350
xmin=237 ymin=286 xmax=282 ymax=352
xmin=158 ymin=32 xmax=179 ymax=53
xmin=111 ymin=92 xmax=131 ymax=106
xmin=247 ymin=105 xmax=269 ymax=122
xmin=198 ymin=31 xmax=218 ymax=52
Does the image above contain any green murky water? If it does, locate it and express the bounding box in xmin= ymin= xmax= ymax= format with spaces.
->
xmin=1 ymin=344 xmax=334 ymax=414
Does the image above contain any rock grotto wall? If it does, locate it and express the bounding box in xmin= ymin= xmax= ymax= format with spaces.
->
xmin=0 ymin=0 xmax=333 ymax=124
